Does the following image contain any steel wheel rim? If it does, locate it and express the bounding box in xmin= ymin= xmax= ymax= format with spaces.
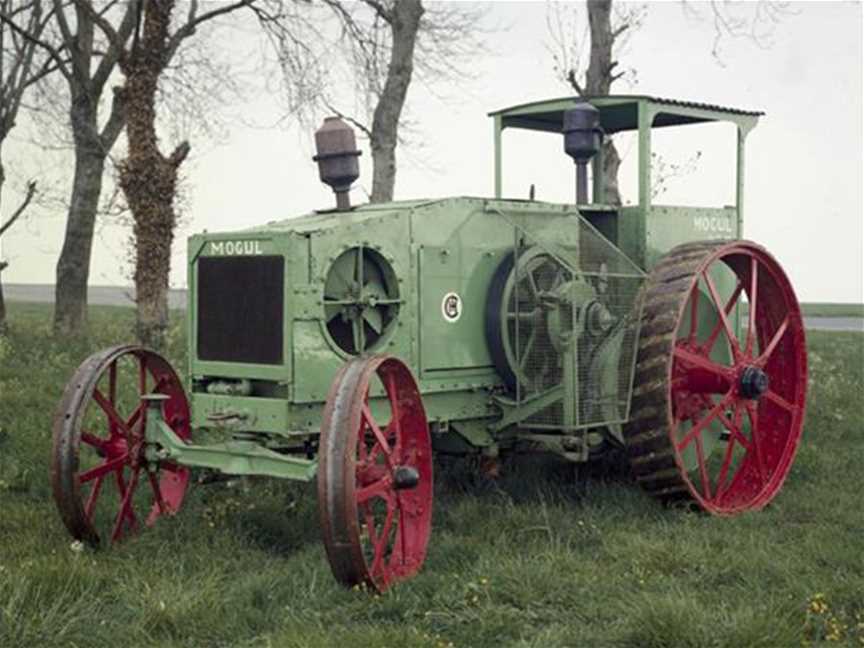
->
xmin=318 ymin=355 xmax=433 ymax=592
xmin=667 ymin=242 xmax=807 ymax=514
xmin=51 ymin=345 xmax=191 ymax=546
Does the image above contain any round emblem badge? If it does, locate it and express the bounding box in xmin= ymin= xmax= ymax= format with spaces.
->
xmin=441 ymin=292 xmax=462 ymax=323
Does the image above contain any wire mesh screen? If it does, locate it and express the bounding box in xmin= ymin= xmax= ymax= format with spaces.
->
xmin=505 ymin=213 xmax=645 ymax=431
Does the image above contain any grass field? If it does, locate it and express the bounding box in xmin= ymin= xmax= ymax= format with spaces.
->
xmin=1 ymin=302 xmax=862 ymax=648
xmin=799 ymin=304 xmax=864 ymax=319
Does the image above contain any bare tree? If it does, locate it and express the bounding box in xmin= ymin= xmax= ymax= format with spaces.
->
xmin=549 ymin=0 xmax=646 ymax=205
xmin=0 ymin=1 xmax=140 ymax=335
xmin=0 ymin=0 xmax=58 ymax=333
xmin=549 ymin=0 xmax=791 ymax=205
xmin=79 ymin=0 xmax=269 ymax=349
xmin=268 ymin=0 xmax=484 ymax=203
xmin=0 ymin=181 xmax=36 ymax=332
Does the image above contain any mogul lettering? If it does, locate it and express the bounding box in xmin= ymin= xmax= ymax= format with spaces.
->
xmin=209 ymin=240 xmax=264 ymax=255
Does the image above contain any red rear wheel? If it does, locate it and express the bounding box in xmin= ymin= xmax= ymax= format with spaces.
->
xmin=625 ymin=240 xmax=807 ymax=514
xmin=318 ymin=355 xmax=433 ymax=592
xmin=52 ymin=345 xmax=191 ymax=546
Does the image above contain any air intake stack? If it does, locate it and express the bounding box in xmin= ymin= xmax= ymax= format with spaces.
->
xmin=563 ymin=103 xmax=604 ymax=204
xmin=313 ymin=117 xmax=362 ymax=211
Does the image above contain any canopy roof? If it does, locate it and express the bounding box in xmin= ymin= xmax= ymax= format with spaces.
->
xmin=489 ymin=95 xmax=763 ymax=134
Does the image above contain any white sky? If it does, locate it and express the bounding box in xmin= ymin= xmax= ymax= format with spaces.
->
xmin=2 ymin=0 xmax=862 ymax=303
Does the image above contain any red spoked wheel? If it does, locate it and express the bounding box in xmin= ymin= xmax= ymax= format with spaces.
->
xmin=624 ymin=240 xmax=807 ymax=515
xmin=52 ymin=345 xmax=191 ymax=546
xmin=318 ymin=355 xmax=433 ymax=592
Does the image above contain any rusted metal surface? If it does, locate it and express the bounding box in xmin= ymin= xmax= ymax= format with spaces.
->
xmin=313 ymin=116 xmax=361 ymax=211
xmin=51 ymin=345 xmax=191 ymax=546
xmin=622 ymin=241 xmax=807 ymax=513
xmin=318 ymin=354 xmax=433 ymax=592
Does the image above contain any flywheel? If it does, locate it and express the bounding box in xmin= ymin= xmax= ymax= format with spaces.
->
xmin=623 ymin=240 xmax=807 ymax=515
xmin=485 ymin=247 xmax=571 ymax=393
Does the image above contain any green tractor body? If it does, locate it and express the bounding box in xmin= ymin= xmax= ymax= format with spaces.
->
xmin=52 ymin=95 xmax=808 ymax=592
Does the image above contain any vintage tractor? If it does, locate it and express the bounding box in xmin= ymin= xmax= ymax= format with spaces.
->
xmin=52 ymin=95 xmax=807 ymax=592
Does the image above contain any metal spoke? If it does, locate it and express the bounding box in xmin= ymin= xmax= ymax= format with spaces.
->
xmin=81 ymin=432 xmax=110 ymax=452
xmin=674 ymin=346 xmax=734 ymax=380
xmin=702 ymin=280 xmax=744 ymax=355
xmin=356 ymin=477 xmax=391 ymax=504
xmin=362 ymin=404 xmax=392 ymax=460
xmin=520 ymin=328 xmax=538 ymax=371
xmin=84 ymin=475 xmax=105 ymax=522
xmin=746 ymin=257 xmax=758 ymax=355
xmin=764 ymin=389 xmax=795 ymax=413
xmin=111 ymin=467 xmax=141 ymax=542
xmin=676 ymin=390 xmax=734 ymax=451
xmin=93 ymin=390 xmax=132 ymax=438
xmin=370 ymin=499 xmax=395 ymax=577
xmin=694 ymin=434 xmax=712 ymax=500
xmin=744 ymin=402 xmax=767 ymax=481
xmin=361 ymin=502 xmax=378 ymax=550
xmin=703 ymin=271 xmax=740 ymax=361
xmin=79 ymin=454 xmax=128 ymax=483
xmin=756 ymin=317 xmax=789 ymax=368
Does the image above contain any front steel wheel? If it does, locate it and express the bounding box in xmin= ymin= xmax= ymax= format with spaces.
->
xmin=318 ymin=355 xmax=433 ymax=592
xmin=52 ymin=345 xmax=191 ymax=546
xmin=624 ymin=240 xmax=807 ymax=514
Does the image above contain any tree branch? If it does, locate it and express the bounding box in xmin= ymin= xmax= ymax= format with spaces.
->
xmin=323 ymin=101 xmax=372 ymax=137
xmin=91 ymin=0 xmax=137 ymax=94
xmin=566 ymin=68 xmax=584 ymax=96
xmin=168 ymin=141 xmax=190 ymax=168
xmin=164 ymin=0 xmax=253 ymax=66
xmin=358 ymin=0 xmax=391 ymax=23
xmin=0 ymin=4 xmax=70 ymax=81
xmin=0 ymin=179 xmax=36 ymax=238
xmin=99 ymin=85 xmax=125 ymax=151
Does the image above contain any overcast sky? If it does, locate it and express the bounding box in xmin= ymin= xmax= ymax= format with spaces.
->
xmin=2 ymin=0 xmax=862 ymax=303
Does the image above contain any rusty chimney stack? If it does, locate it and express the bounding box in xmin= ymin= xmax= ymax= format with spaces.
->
xmin=313 ymin=117 xmax=361 ymax=211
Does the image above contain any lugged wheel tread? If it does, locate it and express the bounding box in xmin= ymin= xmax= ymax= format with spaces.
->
xmin=623 ymin=241 xmax=730 ymax=507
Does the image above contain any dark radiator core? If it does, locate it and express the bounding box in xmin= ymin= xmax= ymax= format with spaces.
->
xmin=197 ymin=256 xmax=284 ymax=365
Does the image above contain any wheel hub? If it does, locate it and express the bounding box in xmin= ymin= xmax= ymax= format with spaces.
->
xmin=392 ymin=465 xmax=420 ymax=490
xmin=739 ymin=366 xmax=769 ymax=399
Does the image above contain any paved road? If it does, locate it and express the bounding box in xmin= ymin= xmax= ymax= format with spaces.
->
xmin=5 ymin=284 xmax=864 ymax=332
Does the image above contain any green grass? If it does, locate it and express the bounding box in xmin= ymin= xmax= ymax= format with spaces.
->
xmin=800 ymin=303 xmax=864 ymax=318
xmin=1 ymin=302 xmax=863 ymax=647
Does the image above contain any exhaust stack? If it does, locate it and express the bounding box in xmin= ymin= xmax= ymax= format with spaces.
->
xmin=563 ymin=103 xmax=604 ymax=204
xmin=313 ymin=117 xmax=361 ymax=211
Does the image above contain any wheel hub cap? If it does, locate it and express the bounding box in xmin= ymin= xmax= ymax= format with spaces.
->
xmin=392 ymin=465 xmax=420 ymax=490
xmin=739 ymin=366 xmax=769 ymax=399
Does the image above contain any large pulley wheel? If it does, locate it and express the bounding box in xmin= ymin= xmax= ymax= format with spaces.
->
xmin=485 ymin=248 xmax=569 ymax=392
xmin=318 ymin=355 xmax=433 ymax=592
xmin=624 ymin=240 xmax=807 ymax=515
xmin=52 ymin=345 xmax=191 ymax=546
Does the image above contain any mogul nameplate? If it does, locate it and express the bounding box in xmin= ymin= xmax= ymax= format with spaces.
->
xmin=209 ymin=240 xmax=264 ymax=255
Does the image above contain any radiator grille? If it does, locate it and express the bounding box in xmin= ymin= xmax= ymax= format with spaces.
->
xmin=197 ymin=255 xmax=284 ymax=365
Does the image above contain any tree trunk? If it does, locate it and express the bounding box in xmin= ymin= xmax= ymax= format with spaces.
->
xmin=585 ymin=0 xmax=622 ymax=206
xmin=0 ymin=154 xmax=6 ymax=334
xmin=0 ymin=268 xmax=6 ymax=335
xmin=369 ymin=0 xmax=424 ymax=203
xmin=54 ymin=98 xmax=108 ymax=336
xmin=118 ymin=0 xmax=186 ymax=351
